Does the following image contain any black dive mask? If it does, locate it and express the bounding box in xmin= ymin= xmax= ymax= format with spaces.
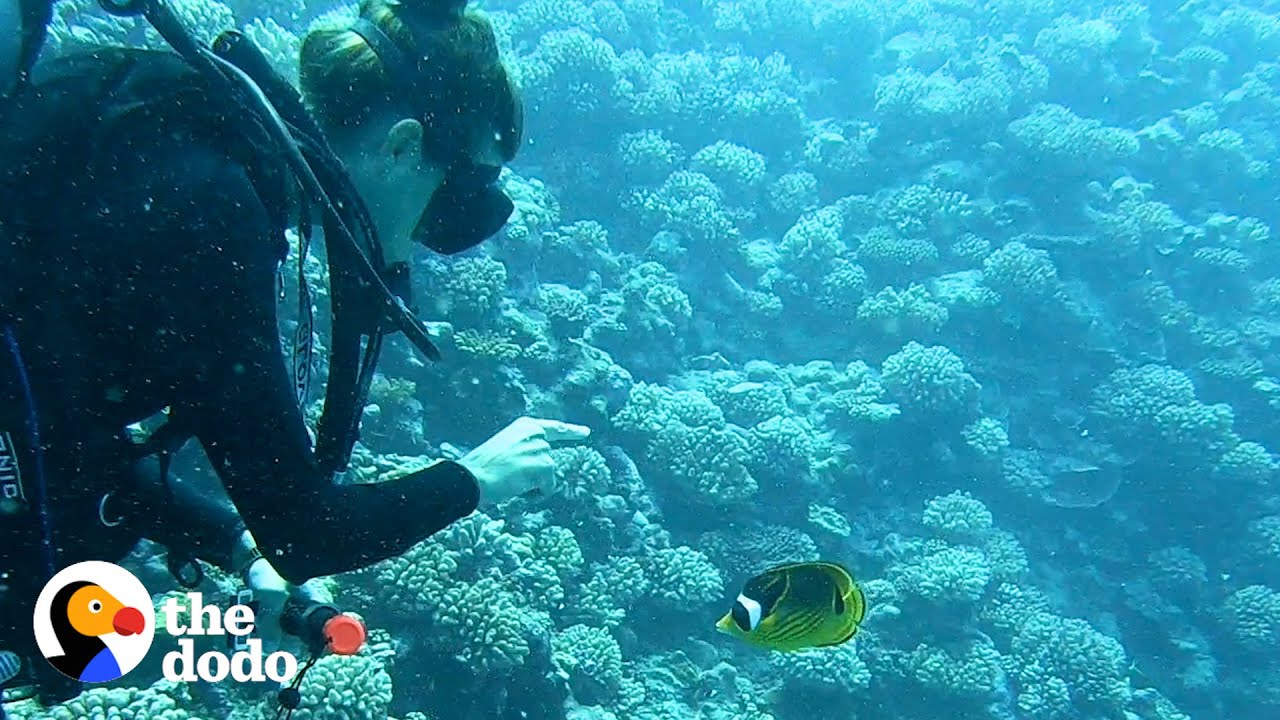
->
xmin=414 ymin=160 xmax=515 ymax=255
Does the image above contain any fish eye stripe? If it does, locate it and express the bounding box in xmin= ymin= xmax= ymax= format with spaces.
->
xmin=734 ymin=594 xmax=763 ymax=631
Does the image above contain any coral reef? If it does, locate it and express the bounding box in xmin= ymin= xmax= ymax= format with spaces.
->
xmin=24 ymin=0 xmax=1280 ymax=718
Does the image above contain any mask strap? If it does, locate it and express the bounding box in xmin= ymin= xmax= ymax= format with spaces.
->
xmin=348 ymin=18 xmax=418 ymax=92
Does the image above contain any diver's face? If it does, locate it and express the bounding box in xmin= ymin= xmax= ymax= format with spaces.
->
xmin=338 ymin=116 xmax=446 ymax=267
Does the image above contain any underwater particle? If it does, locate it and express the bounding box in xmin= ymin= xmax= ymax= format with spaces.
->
xmin=716 ymin=561 xmax=866 ymax=652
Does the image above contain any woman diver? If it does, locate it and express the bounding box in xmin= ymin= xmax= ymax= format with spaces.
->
xmin=0 ymin=0 xmax=589 ymax=702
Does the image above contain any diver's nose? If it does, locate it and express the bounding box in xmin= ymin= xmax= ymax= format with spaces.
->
xmin=112 ymin=607 xmax=145 ymax=636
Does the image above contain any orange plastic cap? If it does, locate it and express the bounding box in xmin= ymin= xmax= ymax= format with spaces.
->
xmin=323 ymin=614 xmax=367 ymax=656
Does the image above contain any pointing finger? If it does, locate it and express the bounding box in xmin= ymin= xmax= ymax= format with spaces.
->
xmin=536 ymin=419 xmax=592 ymax=443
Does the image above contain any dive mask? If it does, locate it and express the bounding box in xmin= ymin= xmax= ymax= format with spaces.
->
xmin=413 ymin=160 xmax=514 ymax=255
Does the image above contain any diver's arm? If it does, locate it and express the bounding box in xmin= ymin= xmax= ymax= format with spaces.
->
xmin=117 ymin=453 xmax=248 ymax=572
xmin=191 ymin=302 xmax=480 ymax=583
xmin=184 ymin=163 xmax=479 ymax=584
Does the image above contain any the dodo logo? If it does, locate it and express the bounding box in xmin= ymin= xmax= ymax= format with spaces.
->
xmin=33 ymin=561 xmax=155 ymax=683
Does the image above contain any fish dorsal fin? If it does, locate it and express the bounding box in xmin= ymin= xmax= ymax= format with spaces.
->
xmin=770 ymin=561 xmax=854 ymax=586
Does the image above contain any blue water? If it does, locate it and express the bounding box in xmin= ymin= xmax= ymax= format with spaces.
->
xmin=11 ymin=0 xmax=1280 ymax=718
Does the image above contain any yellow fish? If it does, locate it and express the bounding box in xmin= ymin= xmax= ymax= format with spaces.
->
xmin=715 ymin=560 xmax=866 ymax=652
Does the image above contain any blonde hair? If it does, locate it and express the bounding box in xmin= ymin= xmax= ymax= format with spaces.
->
xmin=299 ymin=0 xmax=521 ymax=164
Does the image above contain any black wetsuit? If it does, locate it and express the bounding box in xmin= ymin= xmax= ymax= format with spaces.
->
xmin=0 ymin=48 xmax=478 ymax=693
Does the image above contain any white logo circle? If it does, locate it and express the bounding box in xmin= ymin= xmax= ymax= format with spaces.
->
xmin=33 ymin=561 xmax=156 ymax=683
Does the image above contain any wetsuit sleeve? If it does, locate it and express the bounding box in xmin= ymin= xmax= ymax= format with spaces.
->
xmin=180 ymin=154 xmax=479 ymax=584
xmin=118 ymin=453 xmax=247 ymax=572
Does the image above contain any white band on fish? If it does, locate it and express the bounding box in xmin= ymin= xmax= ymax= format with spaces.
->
xmin=736 ymin=593 xmax=762 ymax=630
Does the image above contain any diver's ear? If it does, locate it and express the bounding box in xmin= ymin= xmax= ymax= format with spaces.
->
xmin=382 ymin=118 xmax=425 ymax=165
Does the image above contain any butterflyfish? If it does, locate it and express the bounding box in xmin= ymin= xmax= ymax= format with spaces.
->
xmin=715 ymin=560 xmax=866 ymax=652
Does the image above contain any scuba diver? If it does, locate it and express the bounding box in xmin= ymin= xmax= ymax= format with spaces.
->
xmin=0 ymin=0 xmax=590 ymax=704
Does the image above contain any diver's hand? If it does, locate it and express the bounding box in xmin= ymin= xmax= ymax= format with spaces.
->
xmin=459 ymin=417 xmax=591 ymax=505
xmin=234 ymin=532 xmax=289 ymax=654
xmin=245 ymin=557 xmax=289 ymax=654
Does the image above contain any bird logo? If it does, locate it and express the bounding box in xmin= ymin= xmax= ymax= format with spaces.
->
xmin=33 ymin=561 xmax=156 ymax=683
